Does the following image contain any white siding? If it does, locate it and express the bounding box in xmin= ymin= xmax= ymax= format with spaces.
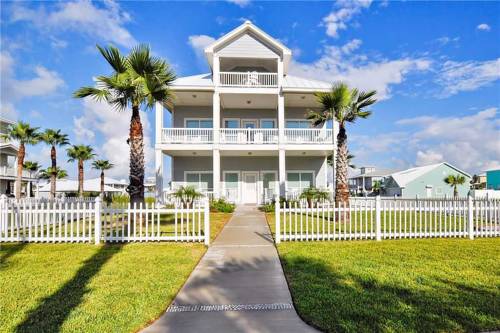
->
xmin=217 ymin=33 xmax=279 ymax=58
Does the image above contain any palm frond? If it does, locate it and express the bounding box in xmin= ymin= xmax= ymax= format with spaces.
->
xmin=96 ymin=45 xmax=127 ymax=73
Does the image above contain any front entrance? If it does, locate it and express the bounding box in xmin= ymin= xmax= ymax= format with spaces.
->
xmin=242 ymin=171 xmax=258 ymax=204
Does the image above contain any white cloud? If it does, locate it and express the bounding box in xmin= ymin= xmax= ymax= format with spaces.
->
xmin=436 ymin=58 xmax=500 ymax=97
xmin=188 ymin=34 xmax=216 ymax=58
xmin=11 ymin=0 xmax=136 ymax=48
xmin=289 ymin=41 xmax=431 ymax=100
xmin=434 ymin=36 xmax=460 ymax=46
xmin=397 ymin=108 xmax=500 ymax=173
xmin=0 ymin=51 xmax=64 ymax=119
xmin=322 ymin=0 xmax=372 ymax=38
xmin=226 ymin=0 xmax=251 ymax=7
xmin=477 ymin=23 xmax=491 ymax=31
xmin=72 ymin=98 xmax=155 ymax=179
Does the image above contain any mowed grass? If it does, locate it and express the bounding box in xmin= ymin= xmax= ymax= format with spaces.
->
xmin=0 ymin=212 xmax=231 ymax=333
xmin=265 ymin=214 xmax=500 ymax=333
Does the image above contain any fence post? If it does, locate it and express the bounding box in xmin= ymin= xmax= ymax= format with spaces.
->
xmin=204 ymin=197 xmax=210 ymax=245
xmin=467 ymin=195 xmax=474 ymax=240
xmin=0 ymin=195 xmax=6 ymax=239
xmin=94 ymin=196 xmax=102 ymax=245
xmin=275 ymin=197 xmax=281 ymax=244
xmin=375 ymin=195 xmax=381 ymax=241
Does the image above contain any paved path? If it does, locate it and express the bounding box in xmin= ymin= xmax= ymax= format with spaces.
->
xmin=143 ymin=205 xmax=316 ymax=333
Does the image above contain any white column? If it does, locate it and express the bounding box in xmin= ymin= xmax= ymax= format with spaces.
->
xmin=213 ymin=55 xmax=220 ymax=86
xmin=213 ymin=149 xmax=220 ymax=199
xmin=279 ymin=149 xmax=286 ymax=197
xmin=155 ymin=102 xmax=164 ymax=143
xmin=27 ymin=181 xmax=31 ymax=198
xmin=278 ymin=93 xmax=285 ymax=144
xmin=213 ymin=92 xmax=220 ymax=144
xmin=155 ymin=150 xmax=163 ymax=203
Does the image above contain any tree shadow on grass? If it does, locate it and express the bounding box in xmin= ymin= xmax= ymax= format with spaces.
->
xmin=0 ymin=243 xmax=27 ymax=265
xmin=282 ymin=256 xmax=500 ymax=333
xmin=15 ymin=244 xmax=124 ymax=333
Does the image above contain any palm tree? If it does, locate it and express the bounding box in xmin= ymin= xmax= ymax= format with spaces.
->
xmin=1 ymin=121 xmax=40 ymax=198
xmin=40 ymin=129 xmax=70 ymax=199
xmin=92 ymin=159 xmax=114 ymax=197
xmin=372 ymin=180 xmax=383 ymax=195
xmin=74 ymin=45 xmax=176 ymax=205
xmin=23 ymin=161 xmax=41 ymax=197
xmin=444 ymin=174 xmax=466 ymax=198
xmin=39 ymin=166 xmax=68 ymax=180
xmin=299 ymin=187 xmax=330 ymax=208
xmin=169 ymin=186 xmax=203 ymax=208
xmin=328 ymin=151 xmax=356 ymax=169
xmin=308 ymin=82 xmax=377 ymax=205
xmin=67 ymin=145 xmax=95 ymax=197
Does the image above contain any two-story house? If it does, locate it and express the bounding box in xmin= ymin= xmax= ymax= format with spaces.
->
xmin=0 ymin=117 xmax=38 ymax=197
xmin=155 ymin=21 xmax=337 ymax=204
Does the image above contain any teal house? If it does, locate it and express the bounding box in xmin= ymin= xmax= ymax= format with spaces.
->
xmin=486 ymin=169 xmax=500 ymax=190
xmin=383 ymin=162 xmax=471 ymax=198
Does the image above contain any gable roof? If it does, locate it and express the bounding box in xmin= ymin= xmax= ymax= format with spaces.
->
xmin=204 ymin=21 xmax=292 ymax=72
xmin=349 ymin=168 xmax=399 ymax=179
xmin=389 ymin=162 xmax=471 ymax=188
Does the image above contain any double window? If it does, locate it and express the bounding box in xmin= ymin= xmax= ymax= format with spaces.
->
xmin=185 ymin=172 xmax=213 ymax=191
xmin=286 ymin=120 xmax=310 ymax=128
xmin=185 ymin=119 xmax=212 ymax=128
xmin=287 ymin=171 xmax=314 ymax=191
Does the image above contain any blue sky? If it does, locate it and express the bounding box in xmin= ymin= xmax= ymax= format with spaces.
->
xmin=1 ymin=0 xmax=499 ymax=181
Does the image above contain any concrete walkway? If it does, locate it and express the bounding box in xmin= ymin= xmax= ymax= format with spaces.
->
xmin=143 ymin=205 xmax=316 ymax=333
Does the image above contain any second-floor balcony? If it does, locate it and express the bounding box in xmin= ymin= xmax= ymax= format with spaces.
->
xmin=219 ymin=72 xmax=278 ymax=88
xmin=0 ymin=166 xmax=36 ymax=179
xmin=160 ymin=128 xmax=333 ymax=145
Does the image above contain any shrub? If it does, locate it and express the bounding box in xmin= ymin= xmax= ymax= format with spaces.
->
xmin=259 ymin=203 xmax=275 ymax=212
xmin=169 ymin=186 xmax=203 ymax=208
xmin=210 ymin=198 xmax=235 ymax=213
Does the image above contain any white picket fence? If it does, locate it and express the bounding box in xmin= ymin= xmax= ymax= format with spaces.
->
xmin=0 ymin=197 xmax=210 ymax=245
xmin=275 ymin=196 xmax=500 ymax=243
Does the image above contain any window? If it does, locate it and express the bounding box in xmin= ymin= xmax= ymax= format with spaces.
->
xmin=224 ymin=119 xmax=239 ymax=128
xmin=260 ymin=119 xmax=276 ymax=128
xmin=286 ymin=120 xmax=310 ymax=128
xmin=186 ymin=119 xmax=213 ymax=128
xmin=185 ymin=172 xmax=213 ymax=191
xmin=224 ymin=172 xmax=239 ymax=188
xmin=287 ymin=172 xmax=314 ymax=191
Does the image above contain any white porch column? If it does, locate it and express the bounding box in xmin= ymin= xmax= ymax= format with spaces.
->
xmin=213 ymin=55 xmax=220 ymax=86
xmin=213 ymin=149 xmax=220 ymax=199
xmin=155 ymin=102 xmax=164 ymax=143
xmin=278 ymin=93 xmax=285 ymax=144
xmin=213 ymin=92 xmax=220 ymax=144
xmin=27 ymin=181 xmax=32 ymax=198
xmin=279 ymin=148 xmax=286 ymax=197
xmin=155 ymin=150 xmax=163 ymax=203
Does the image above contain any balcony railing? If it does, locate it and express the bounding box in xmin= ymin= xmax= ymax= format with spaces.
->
xmin=220 ymin=128 xmax=278 ymax=144
xmin=219 ymin=72 xmax=278 ymax=88
xmin=0 ymin=166 xmax=36 ymax=178
xmin=160 ymin=128 xmax=333 ymax=145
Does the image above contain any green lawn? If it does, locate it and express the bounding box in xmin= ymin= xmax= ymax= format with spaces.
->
xmin=265 ymin=214 xmax=500 ymax=333
xmin=0 ymin=212 xmax=231 ymax=333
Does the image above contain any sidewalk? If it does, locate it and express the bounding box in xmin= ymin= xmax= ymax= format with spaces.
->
xmin=142 ymin=205 xmax=316 ymax=333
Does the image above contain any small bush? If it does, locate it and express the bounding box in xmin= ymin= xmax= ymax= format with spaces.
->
xmin=210 ymin=198 xmax=235 ymax=213
xmin=259 ymin=203 xmax=275 ymax=212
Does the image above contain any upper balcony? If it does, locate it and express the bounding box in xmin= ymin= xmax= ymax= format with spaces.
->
xmin=219 ymin=72 xmax=278 ymax=88
xmin=160 ymin=128 xmax=333 ymax=145
xmin=0 ymin=166 xmax=36 ymax=179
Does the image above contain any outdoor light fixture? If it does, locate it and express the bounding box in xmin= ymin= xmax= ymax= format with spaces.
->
xmin=246 ymin=100 xmax=251 ymax=104
xmin=248 ymin=152 xmax=252 ymax=155
xmin=192 ymin=94 xmax=197 ymax=98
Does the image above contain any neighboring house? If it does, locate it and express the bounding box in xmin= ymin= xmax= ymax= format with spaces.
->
xmin=0 ymin=117 xmax=38 ymax=197
xmin=486 ymin=169 xmax=500 ymax=190
xmin=37 ymin=178 xmax=123 ymax=198
xmin=348 ymin=166 xmax=397 ymax=196
xmin=382 ymin=162 xmax=471 ymax=198
xmin=471 ymin=173 xmax=487 ymax=189
xmin=155 ymin=21 xmax=337 ymax=204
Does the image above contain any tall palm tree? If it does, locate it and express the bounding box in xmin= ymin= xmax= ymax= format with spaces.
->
xmin=92 ymin=159 xmax=114 ymax=197
xmin=23 ymin=161 xmax=41 ymax=197
xmin=74 ymin=44 xmax=176 ymax=205
xmin=328 ymin=151 xmax=356 ymax=169
xmin=444 ymin=174 xmax=466 ymax=198
xmin=40 ymin=129 xmax=70 ymax=199
xmin=67 ymin=145 xmax=95 ymax=197
xmin=308 ymin=82 xmax=377 ymax=204
xmin=1 ymin=121 xmax=40 ymax=198
xmin=39 ymin=166 xmax=68 ymax=180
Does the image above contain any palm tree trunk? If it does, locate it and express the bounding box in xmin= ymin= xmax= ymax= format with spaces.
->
xmin=78 ymin=159 xmax=84 ymax=198
xmin=335 ymin=124 xmax=349 ymax=205
xmin=50 ymin=145 xmax=56 ymax=199
xmin=100 ymin=170 xmax=105 ymax=197
xmin=454 ymin=185 xmax=458 ymax=198
xmin=16 ymin=143 xmax=25 ymax=199
xmin=128 ymin=105 xmax=145 ymax=206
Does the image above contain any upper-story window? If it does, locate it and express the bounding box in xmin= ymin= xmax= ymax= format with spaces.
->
xmin=186 ymin=119 xmax=213 ymax=128
xmin=224 ymin=119 xmax=239 ymax=128
xmin=286 ymin=120 xmax=310 ymax=128
xmin=261 ymin=119 xmax=276 ymax=128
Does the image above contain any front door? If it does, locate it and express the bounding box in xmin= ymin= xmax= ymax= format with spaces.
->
xmin=242 ymin=172 xmax=258 ymax=204
xmin=242 ymin=120 xmax=257 ymax=143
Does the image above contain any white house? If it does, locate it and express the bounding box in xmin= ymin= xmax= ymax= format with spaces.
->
xmin=155 ymin=21 xmax=337 ymax=204
xmin=0 ymin=117 xmax=38 ymax=197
